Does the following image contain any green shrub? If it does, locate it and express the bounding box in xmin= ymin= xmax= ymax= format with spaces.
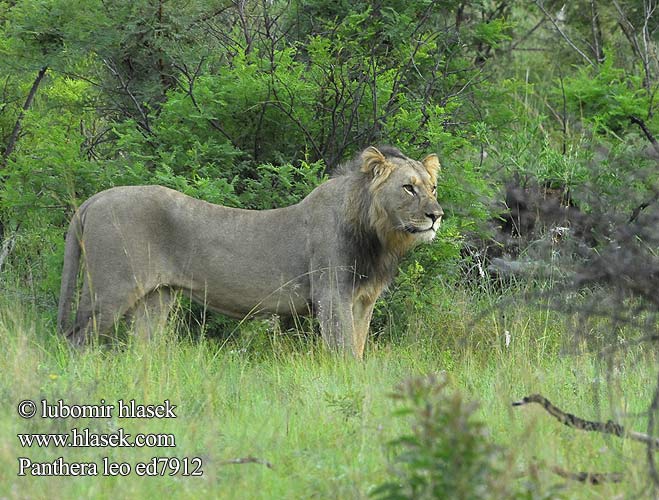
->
xmin=371 ymin=373 xmax=511 ymax=499
xmin=370 ymin=373 xmax=564 ymax=500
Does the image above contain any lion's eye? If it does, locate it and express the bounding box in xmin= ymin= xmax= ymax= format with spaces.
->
xmin=431 ymin=186 xmax=437 ymax=195
xmin=403 ymin=184 xmax=416 ymax=196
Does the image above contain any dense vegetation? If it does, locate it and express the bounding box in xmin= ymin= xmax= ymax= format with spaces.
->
xmin=1 ymin=1 xmax=658 ymax=497
xmin=1 ymin=0 xmax=657 ymax=302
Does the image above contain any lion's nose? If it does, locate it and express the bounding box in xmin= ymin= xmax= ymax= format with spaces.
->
xmin=426 ymin=208 xmax=443 ymax=223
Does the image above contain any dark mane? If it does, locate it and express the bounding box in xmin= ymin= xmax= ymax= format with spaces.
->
xmin=374 ymin=145 xmax=407 ymax=160
xmin=337 ymin=146 xmax=408 ymax=286
xmin=332 ymin=145 xmax=407 ymax=177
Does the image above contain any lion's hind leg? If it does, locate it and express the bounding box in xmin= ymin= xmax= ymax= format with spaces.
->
xmin=65 ymin=280 xmax=121 ymax=347
xmin=66 ymin=279 xmax=156 ymax=347
xmin=129 ymin=287 xmax=176 ymax=342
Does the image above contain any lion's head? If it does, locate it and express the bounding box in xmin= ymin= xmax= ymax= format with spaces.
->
xmin=358 ymin=145 xmax=443 ymax=252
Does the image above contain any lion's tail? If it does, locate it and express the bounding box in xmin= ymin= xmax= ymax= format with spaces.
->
xmin=57 ymin=207 xmax=85 ymax=334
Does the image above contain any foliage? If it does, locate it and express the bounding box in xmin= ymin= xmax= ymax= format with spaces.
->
xmin=1 ymin=0 xmax=658 ymax=493
xmin=0 ymin=0 xmax=658 ymax=334
xmin=371 ymin=373 xmax=556 ymax=500
xmin=560 ymin=59 xmax=652 ymax=136
xmin=2 ymin=290 xmax=649 ymax=498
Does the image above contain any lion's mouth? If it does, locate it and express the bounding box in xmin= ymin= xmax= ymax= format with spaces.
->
xmin=404 ymin=225 xmax=436 ymax=235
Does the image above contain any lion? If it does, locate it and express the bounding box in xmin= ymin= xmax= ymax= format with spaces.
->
xmin=57 ymin=146 xmax=443 ymax=358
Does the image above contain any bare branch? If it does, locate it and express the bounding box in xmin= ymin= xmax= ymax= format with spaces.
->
xmin=102 ymin=59 xmax=152 ymax=134
xmin=172 ymin=60 xmax=238 ymax=147
xmin=533 ymin=1 xmax=596 ymax=67
xmin=550 ymin=465 xmax=624 ymax=485
xmin=233 ymin=0 xmax=254 ymax=54
xmin=510 ymin=18 xmax=547 ymax=51
xmin=589 ymin=0 xmax=604 ymax=64
xmin=647 ymin=371 xmax=659 ymax=487
xmin=630 ymin=116 xmax=659 ymax=157
xmin=641 ymin=1 xmax=657 ymax=75
xmin=613 ymin=0 xmax=643 ymax=60
xmin=612 ymin=0 xmax=656 ymax=96
xmin=217 ymin=456 xmax=273 ymax=469
xmin=513 ymin=393 xmax=659 ymax=449
xmin=0 ymin=231 xmax=17 ymax=272
xmin=1 ymin=66 xmax=48 ymax=168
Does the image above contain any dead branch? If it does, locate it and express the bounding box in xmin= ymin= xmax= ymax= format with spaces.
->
xmin=630 ymin=116 xmax=659 ymax=158
xmin=647 ymin=370 xmax=659 ymax=487
xmin=589 ymin=0 xmax=605 ymax=64
xmin=510 ymin=18 xmax=547 ymax=51
xmin=172 ymin=60 xmax=239 ymax=148
xmin=513 ymin=393 xmax=659 ymax=449
xmin=629 ymin=194 xmax=658 ymax=223
xmin=217 ymin=456 xmax=274 ymax=469
xmin=102 ymin=58 xmax=152 ymax=134
xmin=550 ymin=465 xmax=624 ymax=485
xmin=533 ymin=1 xmax=595 ymax=67
xmin=612 ymin=0 xmax=656 ymax=95
xmin=0 ymin=231 xmax=17 ymax=272
xmin=1 ymin=66 xmax=48 ymax=168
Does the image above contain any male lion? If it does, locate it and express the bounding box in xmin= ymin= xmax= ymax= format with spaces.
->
xmin=57 ymin=146 xmax=443 ymax=358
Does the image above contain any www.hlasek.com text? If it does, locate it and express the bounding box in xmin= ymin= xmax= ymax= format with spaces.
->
xmin=18 ymin=428 xmax=176 ymax=448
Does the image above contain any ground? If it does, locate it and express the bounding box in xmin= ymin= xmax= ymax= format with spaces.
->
xmin=0 ymin=288 xmax=655 ymax=499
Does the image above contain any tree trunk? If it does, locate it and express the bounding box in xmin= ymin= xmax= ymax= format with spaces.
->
xmin=1 ymin=66 xmax=48 ymax=242
xmin=1 ymin=66 xmax=48 ymax=168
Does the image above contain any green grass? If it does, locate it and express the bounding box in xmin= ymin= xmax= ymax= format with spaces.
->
xmin=0 ymin=287 xmax=656 ymax=499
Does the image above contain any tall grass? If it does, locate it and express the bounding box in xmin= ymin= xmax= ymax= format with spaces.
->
xmin=0 ymin=284 xmax=655 ymax=499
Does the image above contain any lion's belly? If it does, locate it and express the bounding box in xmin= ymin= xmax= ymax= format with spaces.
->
xmin=164 ymin=215 xmax=313 ymax=318
xmin=186 ymin=278 xmax=311 ymax=319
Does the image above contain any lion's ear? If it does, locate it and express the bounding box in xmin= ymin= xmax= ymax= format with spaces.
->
xmin=361 ymin=146 xmax=390 ymax=178
xmin=422 ymin=154 xmax=441 ymax=183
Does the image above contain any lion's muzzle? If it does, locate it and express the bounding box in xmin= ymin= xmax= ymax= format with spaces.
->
xmin=407 ymin=204 xmax=443 ymax=241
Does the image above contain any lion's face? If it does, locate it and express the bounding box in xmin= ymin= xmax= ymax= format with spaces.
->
xmin=361 ymin=147 xmax=444 ymax=246
xmin=378 ymin=158 xmax=443 ymax=242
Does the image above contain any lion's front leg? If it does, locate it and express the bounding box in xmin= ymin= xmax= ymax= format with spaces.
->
xmin=311 ymin=273 xmax=357 ymax=356
xmin=315 ymin=292 xmax=355 ymax=356
xmin=314 ymin=292 xmax=377 ymax=359
xmin=351 ymin=296 xmax=376 ymax=359
xmin=311 ymin=259 xmax=368 ymax=358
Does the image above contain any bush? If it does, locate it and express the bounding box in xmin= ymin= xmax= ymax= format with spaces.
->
xmin=371 ymin=373 xmax=512 ymax=500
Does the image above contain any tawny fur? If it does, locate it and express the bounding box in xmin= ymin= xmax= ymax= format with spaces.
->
xmin=58 ymin=146 xmax=443 ymax=358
